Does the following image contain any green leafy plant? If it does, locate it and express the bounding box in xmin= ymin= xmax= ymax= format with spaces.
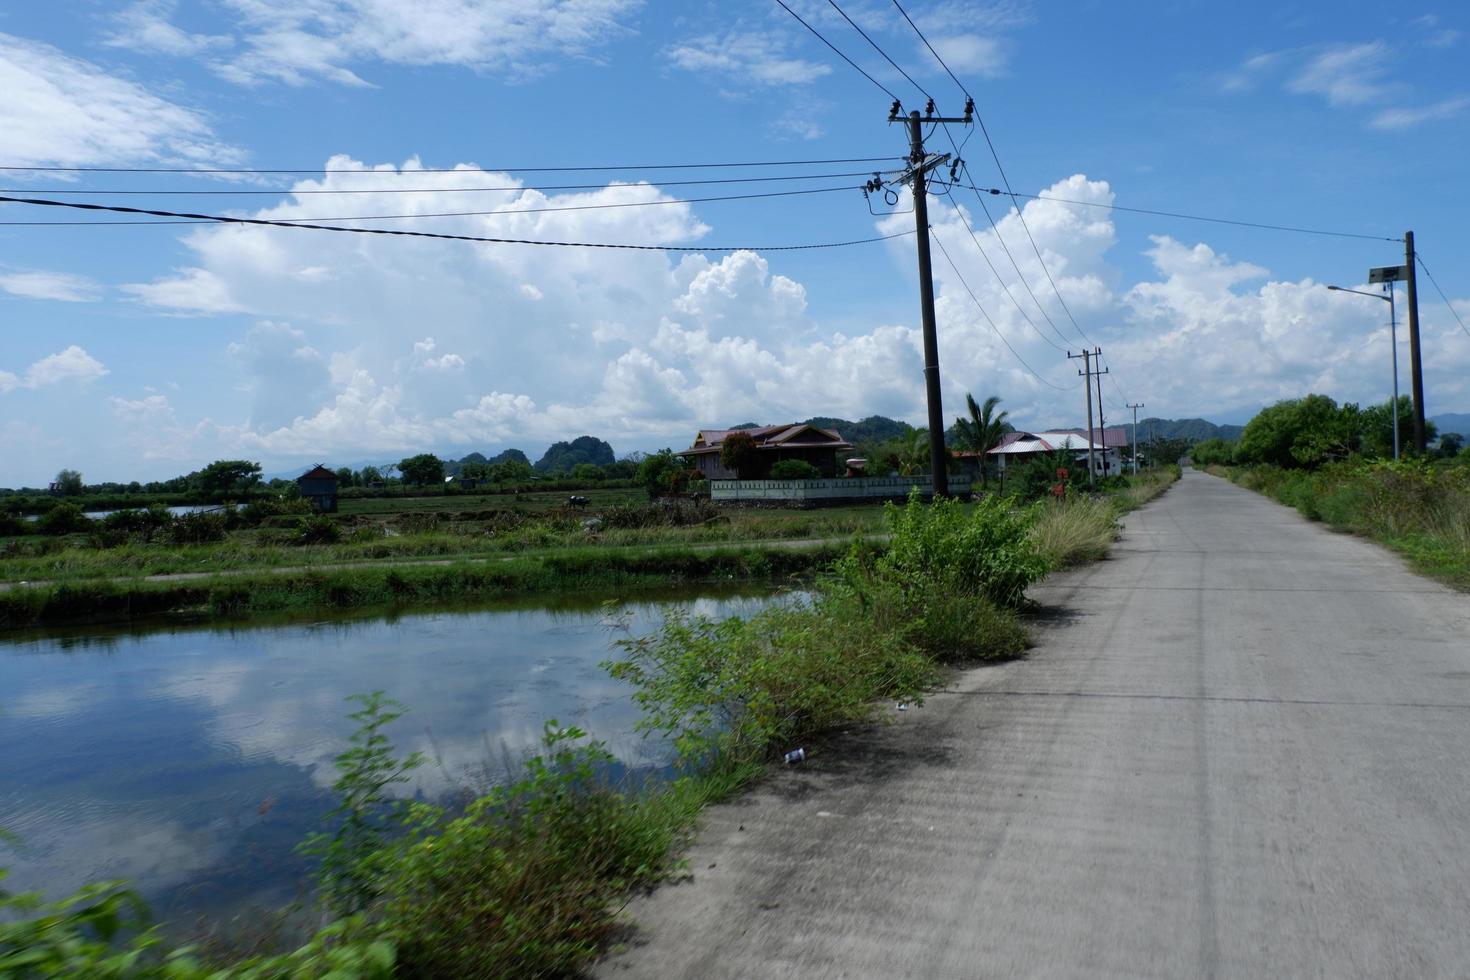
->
xmin=299 ymin=692 xmax=422 ymax=916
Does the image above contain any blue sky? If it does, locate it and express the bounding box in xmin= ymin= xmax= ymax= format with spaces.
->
xmin=2 ymin=0 xmax=1467 ymax=484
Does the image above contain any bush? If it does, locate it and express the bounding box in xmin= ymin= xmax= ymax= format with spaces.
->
xmin=37 ymin=503 xmax=93 ymax=536
xmin=169 ymin=512 xmax=227 ymax=545
xmin=0 ymin=513 xmax=25 ymax=537
xmin=875 ymin=489 xmax=1050 ymax=608
xmin=293 ymin=514 xmax=342 ymax=546
xmin=768 ymin=459 xmax=821 ymax=480
xmin=374 ymin=724 xmax=674 ymax=978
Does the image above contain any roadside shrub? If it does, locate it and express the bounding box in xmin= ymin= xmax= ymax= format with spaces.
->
xmin=768 ymin=459 xmax=821 ymax=480
xmin=1008 ymin=450 xmax=1088 ymax=502
xmin=293 ymin=514 xmax=342 ymax=546
xmin=374 ymin=724 xmax=674 ymax=978
xmin=876 ymin=489 xmax=1049 ymax=608
xmin=0 ymin=870 xmax=394 ymax=978
xmin=0 ymin=513 xmax=25 ymax=537
xmin=610 ymin=601 xmax=938 ymax=765
xmin=170 ymin=512 xmax=227 ymax=545
xmin=37 ymin=503 xmax=93 ymax=536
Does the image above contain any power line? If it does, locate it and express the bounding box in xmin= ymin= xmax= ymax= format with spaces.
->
xmin=0 ymin=194 xmax=917 ymax=252
xmin=891 ymin=0 xmax=969 ymax=99
xmin=947 ymin=158 xmax=1073 ymax=347
xmin=826 ymin=0 xmax=932 ymax=102
xmin=930 ymin=228 xmax=1072 ymax=391
xmin=0 ymin=156 xmax=901 ymax=176
xmin=935 ymin=186 xmax=1068 ymax=352
xmin=819 ymin=0 xmax=1077 ymax=360
xmin=962 ymin=182 xmax=1403 ymax=244
xmin=0 ymin=170 xmax=888 ymax=196
xmin=891 ymin=6 xmax=1095 ymax=348
xmin=1414 ymin=253 xmax=1470 ymax=342
xmin=0 ymin=183 xmax=863 ymax=226
xmin=773 ymin=0 xmax=902 ymax=103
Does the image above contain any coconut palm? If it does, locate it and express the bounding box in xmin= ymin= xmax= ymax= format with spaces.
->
xmin=953 ymin=394 xmax=1010 ymax=485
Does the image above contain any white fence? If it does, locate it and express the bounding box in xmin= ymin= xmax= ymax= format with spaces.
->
xmin=711 ymin=475 xmax=973 ymax=503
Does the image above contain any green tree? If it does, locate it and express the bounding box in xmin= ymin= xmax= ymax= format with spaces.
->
xmin=358 ymin=465 xmax=383 ymax=485
xmin=460 ymin=461 xmax=492 ymax=482
xmin=195 ymin=459 xmax=262 ymax=495
xmin=570 ymin=462 xmax=605 ymax=482
xmin=1360 ymin=396 xmax=1435 ymax=458
xmin=1236 ymin=395 xmax=1360 ymax=469
xmin=1439 ymin=432 xmax=1465 ymax=458
xmin=53 ymin=469 xmax=83 ymax=496
xmin=719 ymin=431 xmax=760 ymax=478
xmin=637 ymin=449 xmax=683 ymax=498
xmin=1190 ymin=438 xmax=1236 ymax=466
xmin=335 ymin=466 xmax=356 ymax=488
xmin=951 ymin=394 xmax=1010 ymax=485
xmin=398 ymin=453 xmax=445 ymax=487
xmin=489 ymin=459 xmax=535 ymax=484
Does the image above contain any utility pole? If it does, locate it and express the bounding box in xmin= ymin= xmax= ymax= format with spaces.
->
xmin=886 ymin=99 xmax=972 ymax=497
xmin=1127 ymin=402 xmax=1145 ymax=475
xmin=1068 ymin=349 xmax=1096 ymax=487
xmin=1404 ymin=230 xmax=1426 ymax=453
xmin=1092 ymin=347 xmax=1109 ymax=478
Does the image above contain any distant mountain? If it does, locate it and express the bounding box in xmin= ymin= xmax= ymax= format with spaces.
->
xmin=1137 ymin=418 xmax=1245 ymax=442
xmin=534 ymin=436 xmax=615 ymax=474
xmin=804 ymin=415 xmax=914 ymax=446
xmin=1431 ymin=413 xmax=1470 ymax=437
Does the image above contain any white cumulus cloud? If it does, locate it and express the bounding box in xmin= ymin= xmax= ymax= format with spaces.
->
xmin=0 ymin=346 xmax=109 ymax=394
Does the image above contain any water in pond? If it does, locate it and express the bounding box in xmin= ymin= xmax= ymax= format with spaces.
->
xmin=0 ymin=590 xmax=785 ymax=930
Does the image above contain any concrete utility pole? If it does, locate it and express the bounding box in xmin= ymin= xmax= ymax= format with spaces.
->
xmin=1127 ymin=402 xmax=1145 ymax=475
xmin=1404 ymin=230 xmax=1426 ymax=453
xmin=1068 ymin=349 xmax=1096 ymax=487
xmin=889 ymin=99 xmax=973 ymax=497
xmin=1092 ymin=347 xmax=1109 ymax=477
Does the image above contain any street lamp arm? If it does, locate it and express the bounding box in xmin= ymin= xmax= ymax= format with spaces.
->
xmin=1327 ymin=285 xmax=1390 ymax=302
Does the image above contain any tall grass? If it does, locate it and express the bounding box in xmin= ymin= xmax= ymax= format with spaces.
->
xmin=1029 ymin=466 xmax=1180 ymax=567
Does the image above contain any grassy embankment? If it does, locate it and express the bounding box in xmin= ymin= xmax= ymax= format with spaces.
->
xmin=1 ymin=470 xmax=1180 ymax=977
xmin=0 ymin=469 xmax=1181 ymax=630
xmin=1203 ymin=459 xmax=1470 ymax=589
xmin=0 ymin=543 xmax=845 ymax=631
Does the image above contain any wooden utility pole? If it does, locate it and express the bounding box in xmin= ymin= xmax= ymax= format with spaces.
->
xmin=890 ymin=100 xmax=972 ymax=496
xmin=1068 ymin=349 xmax=1096 ymax=487
xmin=1404 ymin=230 xmax=1426 ymax=453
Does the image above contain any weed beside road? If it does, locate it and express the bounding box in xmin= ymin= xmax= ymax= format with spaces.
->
xmin=1031 ymin=466 xmax=1181 ymax=567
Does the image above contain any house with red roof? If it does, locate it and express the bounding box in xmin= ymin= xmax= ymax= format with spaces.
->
xmin=682 ymin=424 xmax=854 ymax=480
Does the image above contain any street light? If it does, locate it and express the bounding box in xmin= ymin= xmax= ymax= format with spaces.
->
xmin=1328 ymin=283 xmax=1400 ymax=460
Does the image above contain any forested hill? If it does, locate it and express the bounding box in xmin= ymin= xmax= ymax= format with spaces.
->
xmin=804 ymin=416 xmax=913 ymax=445
xmin=1139 ymin=418 xmax=1245 ymax=442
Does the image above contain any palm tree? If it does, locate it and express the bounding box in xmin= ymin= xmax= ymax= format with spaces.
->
xmin=953 ymin=394 xmax=1009 ymax=485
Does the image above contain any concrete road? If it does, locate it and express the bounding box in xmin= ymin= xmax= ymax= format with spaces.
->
xmin=598 ymin=469 xmax=1470 ymax=979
